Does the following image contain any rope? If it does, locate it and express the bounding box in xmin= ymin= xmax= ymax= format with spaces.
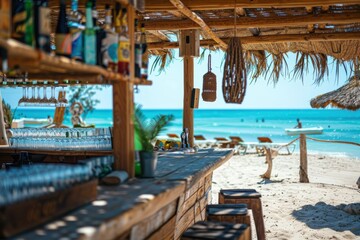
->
xmin=306 ymin=136 xmax=360 ymax=147
xmin=208 ymin=53 xmax=212 ymax=72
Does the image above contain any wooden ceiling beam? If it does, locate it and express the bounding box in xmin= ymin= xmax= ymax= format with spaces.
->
xmin=145 ymin=0 xmax=360 ymax=11
xmin=147 ymin=32 xmax=360 ymax=50
xmin=148 ymin=30 xmax=171 ymax=41
xmin=169 ymin=0 xmax=227 ymax=50
xmin=142 ymin=12 xmax=360 ymax=31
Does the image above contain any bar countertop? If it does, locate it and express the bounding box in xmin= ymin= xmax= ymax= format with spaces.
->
xmin=13 ymin=149 xmax=233 ymax=240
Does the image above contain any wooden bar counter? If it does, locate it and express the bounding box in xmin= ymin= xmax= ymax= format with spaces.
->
xmin=12 ymin=149 xmax=233 ymax=240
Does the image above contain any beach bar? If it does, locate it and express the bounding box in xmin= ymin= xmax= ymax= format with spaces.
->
xmin=0 ymin=0 xmax=360 ymax=239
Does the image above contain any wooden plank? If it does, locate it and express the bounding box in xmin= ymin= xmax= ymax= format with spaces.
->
xmin=145 ymin=0 xmax=360 ymax=11
xmin=183 ymin=56 xmax=194 ymax=147
xmin=130 ymin=200 xmax=177 ymax=240
xmin=147 ymin=214 xmax=177 ymax=240
xmin=148 ymin=32 xmax=360 ymax=50
xmin=0 ymin=180 xmax=98 ymax=238
xmin=143 ymin=12 xmax=360 ymax=31
xmin=170 ymin=0 xmax=227 ymax=50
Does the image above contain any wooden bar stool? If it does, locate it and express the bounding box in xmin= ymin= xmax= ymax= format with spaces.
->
xmin=219 ymin=189 xmax=266 ymax=240
xmin=206 ymin=204 xmax=251 ymax=226
xmin=181 ymin=221 xmax=250 ymax=240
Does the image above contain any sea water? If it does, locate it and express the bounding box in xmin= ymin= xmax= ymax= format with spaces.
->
xmin=14 ymin=108 xmax=360 ymax=158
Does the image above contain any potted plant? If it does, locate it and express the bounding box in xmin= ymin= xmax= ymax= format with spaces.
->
xmin=134 ymin=105 xmax=174 ymax=177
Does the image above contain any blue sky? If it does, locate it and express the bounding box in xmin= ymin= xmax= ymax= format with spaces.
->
xmin=1 ymin=50 xmax=351 ymax=109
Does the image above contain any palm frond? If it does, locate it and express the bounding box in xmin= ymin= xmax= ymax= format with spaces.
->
xmin=150 ymin=49 xmax=175 ymax=75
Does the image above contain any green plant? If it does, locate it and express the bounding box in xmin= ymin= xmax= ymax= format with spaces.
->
xmin=134 ymin=105 xmax=174 ymax=152
xmin=2 ymin=99 xmax=17 ymax=128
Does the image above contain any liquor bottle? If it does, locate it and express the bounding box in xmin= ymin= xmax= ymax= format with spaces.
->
xmin=68 ymin=0 xmax=84 ymax=61
xmin=101 ymin=4 xmax=118 ymax=71
xmin=24 ymin=0 xmax=34 ymax=47
xmin=140 ymin=23 xmax=148 ymax=79
xmin=118 ymin=8 xmax=130 ymax=76
xmin=55 ymin=0 xmax=72 ymax=57
xmin=34 ymin=0 xmax=51 ymax=52
xmin=134 ymin=19 xmax=142 ymax=78
xmin=83 ymin=1 xmax=96 ymax=64
xmin=12 ymin=0 xmax=26 ymax=43
xmin=91 ymin=0 xmax=103 ymax=66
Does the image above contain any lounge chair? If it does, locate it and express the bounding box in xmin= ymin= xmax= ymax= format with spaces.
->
xmin=214 ymin=137 xmax=234 ymax=148
xmin=256 ymin=136 xmax=295 ymax=155
xmin=194 ymin=135 xmax=216 ymax=148
xmin=229 ymin=136 xmax=247 ymax=154
xmin=167 ymin=133 xmax=180 ymax=139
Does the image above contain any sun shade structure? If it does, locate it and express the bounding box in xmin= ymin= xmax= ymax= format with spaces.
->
xmin=131 ymin=1 xmax=360 ymax=82
xmin=310 ymin=73 xmax=360 ymax=110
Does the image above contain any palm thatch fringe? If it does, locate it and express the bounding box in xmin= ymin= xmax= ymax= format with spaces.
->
xmin=148 ymin=49 xmax=354 ymax=84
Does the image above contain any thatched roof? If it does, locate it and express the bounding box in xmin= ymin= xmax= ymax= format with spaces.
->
xmin=310 ymin=74 xmax=360 ymax=110
xmin=137 ymin=0 xmax=360 ymax=81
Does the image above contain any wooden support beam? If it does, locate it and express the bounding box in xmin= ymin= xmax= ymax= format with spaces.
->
xmin=169 ymin=0 xmax=227 ymax=50
xmin=142 ymin=12 xmax=360 ymax=31
xmin=167 ymin=10 xmax=184 ymax=18
xmin=148 ymin=30 xmax=171 ymax=42
xmin=147 ymin=32 xmax=360 ymax=50
xmin=299 ymin=134 xmax=309 ymax=183
xmin=183 ymin=56 xmax=194 ymax=147
xmin=113 ymin=5 xmax=135 ymax=177
xmin=145 ymin=0 xmax=360 ymax=11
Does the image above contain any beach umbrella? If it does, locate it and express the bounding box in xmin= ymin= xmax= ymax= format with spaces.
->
xmin=310 ymin=73 xmax=360 ymax=111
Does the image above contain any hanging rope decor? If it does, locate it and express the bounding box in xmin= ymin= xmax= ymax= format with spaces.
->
xmin=222 ymin=37 xmax=247 ymax=104
xmin=202 ymin=53 xmax=217 ymax=102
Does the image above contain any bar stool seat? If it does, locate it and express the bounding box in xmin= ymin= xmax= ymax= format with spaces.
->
xmin=206 ymin=204 xmax=251 ymax=226
xmin=219 ymin=189 xmax=265 ymax=240
xmin=181 ymin=221 xmax=250 ymax=240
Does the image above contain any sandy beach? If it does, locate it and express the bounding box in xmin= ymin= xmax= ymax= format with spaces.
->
xmin=211 ymin=153 xmax=360 ymax=240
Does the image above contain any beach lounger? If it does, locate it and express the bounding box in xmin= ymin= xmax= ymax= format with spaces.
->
xmin=194 ymin=135 xmax=216 ymax=148
xmin=167 ymin=133 xmax=180 ymax=138
xmin=256 ymin=137 xmax=295 ymax=155
xmin=214 ymin=137 xmax=234 ymax=148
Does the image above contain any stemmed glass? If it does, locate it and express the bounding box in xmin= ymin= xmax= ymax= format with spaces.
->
xmin=27 ymin=86 xmax=36 ymax=106
xmin=40 ymin=86 xmax=48 ymax=105
xmin=58 ymin=86 xmax=68 ymax=107
xmin=48 ymin=86 xmax=58 ymax=106
xmin=18 ymin=87 xmax=28 ymax=105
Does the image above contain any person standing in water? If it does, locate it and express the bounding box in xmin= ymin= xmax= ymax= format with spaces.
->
xmin=295 ymin=118 xmax=302 ymax=128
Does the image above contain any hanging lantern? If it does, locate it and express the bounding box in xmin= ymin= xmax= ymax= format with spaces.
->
xmin=222 ymin=37 xmax=247 ymax=104
xmin=202 ymin=53 xmax=217 ymax=102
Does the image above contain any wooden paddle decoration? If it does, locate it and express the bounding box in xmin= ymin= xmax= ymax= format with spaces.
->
xmin=202 ymin=53 xmax=217 ymax=102
xmin=222 ymin=37 xmax=247 ymax=104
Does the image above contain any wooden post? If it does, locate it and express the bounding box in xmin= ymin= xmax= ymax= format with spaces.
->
xmin=112 ymin=4 xmax=135 ymax=177
xmin=183 ymin=56 xmax=194 ymax=147
xmin=299 ymin=134 xmax=309 ymax=183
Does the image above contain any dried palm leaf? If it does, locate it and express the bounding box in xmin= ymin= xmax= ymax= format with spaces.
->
xmin=150 ymin=49 xmax=175 ymax=75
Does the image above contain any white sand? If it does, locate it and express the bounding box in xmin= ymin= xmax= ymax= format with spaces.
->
xmin=211 ymin=153 xmax=360 ymax=240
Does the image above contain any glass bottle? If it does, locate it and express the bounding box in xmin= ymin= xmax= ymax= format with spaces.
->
xmin=68 ymin=0 xmax=84 ymax=61
xmin=34 ymin=0 xmax=50 ymax=52
xmin=118 ymin=8 xmax=130 ymax=76
xmin=83 ymin=1 xmax=97 ymax=65
xmin=134 ymin=19 xmax=142 ymax=78
xmin=12 ymin=0 xmax=26 ymax=43
xmin=55 ymin=0 xmax=72 ymax=57
xmin=91 ymin=0 xmax=102 ymax=66
xmin=140 ymin=23 xmax=148 ymax=79
xmin=24 ymin=0 xmax=34 ymax=47
xmin=101 ymin=4 xmax=118 ymax=71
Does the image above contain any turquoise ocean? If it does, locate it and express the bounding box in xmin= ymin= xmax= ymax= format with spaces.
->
xmin=14 ymin=108 xmax=360 ymax=158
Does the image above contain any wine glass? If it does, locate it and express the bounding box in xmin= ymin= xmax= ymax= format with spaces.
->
xmin=48 ymin=86 xmax=58 ymax=106
xmin=40 ymin=86 xmax=49 ymax=105
xmin=18 ymin=87 xmax=27 ymax=105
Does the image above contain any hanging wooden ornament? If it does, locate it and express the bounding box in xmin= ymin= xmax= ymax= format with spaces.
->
xmin=222 ymin=37 xmax=247 ymax=104
xmin=222 ymin=0 xmax=247 ymax=104
xmin=202 ymin=53 xmax=217 ymax=102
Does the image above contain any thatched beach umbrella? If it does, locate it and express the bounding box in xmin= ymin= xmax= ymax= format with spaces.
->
xmin=310 ymin=74 xmax=360 ymax=111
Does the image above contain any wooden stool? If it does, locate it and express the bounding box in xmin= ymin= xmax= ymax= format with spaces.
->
xmin=206 ymin=204 xmax=251 ymax=226
xmin=181 ymin=221 xmax=250 ymax=240
xmin=219 ymin=189 xmax=266 ymax=240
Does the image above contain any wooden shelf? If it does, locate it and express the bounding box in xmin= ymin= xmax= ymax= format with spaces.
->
xmin=0 ymin=38 xmax=152 ymax=86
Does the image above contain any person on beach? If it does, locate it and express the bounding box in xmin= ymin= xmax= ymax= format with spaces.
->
xmin=295 ymin=118 xmax=302 ymax=128
xmin=47 ymin=115 xmax=53 ymax=123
